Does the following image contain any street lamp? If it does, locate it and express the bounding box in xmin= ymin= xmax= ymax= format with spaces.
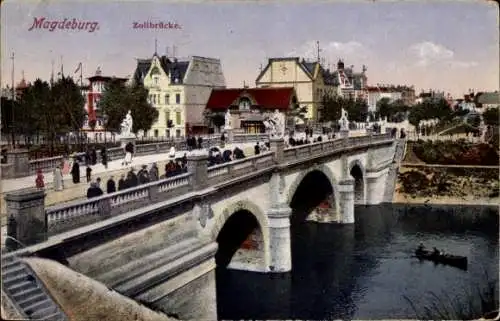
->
xmin=102 ymin=114 xmax=109 ymax=146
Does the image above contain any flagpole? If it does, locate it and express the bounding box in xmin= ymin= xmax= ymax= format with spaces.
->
xmin=80 ymin=63 xmax=83 ymax=86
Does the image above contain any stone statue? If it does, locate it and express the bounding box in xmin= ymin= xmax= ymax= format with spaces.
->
xmin=224 ymin=109 xmax=232 ymax=129
xmin=271 ymin=109 xmax=285 ymax=138
xmin=120 ymin=110 xmax=134 ymax=137
xmin=339 ymin=108 xmax=349 ymax=131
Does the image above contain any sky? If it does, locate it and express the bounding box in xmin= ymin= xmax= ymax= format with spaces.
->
xmin=1 ymin=0 xmax=498 ymax=97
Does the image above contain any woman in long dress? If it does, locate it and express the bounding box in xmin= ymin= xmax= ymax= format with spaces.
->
xmin=53 ymin=166 xmax=64 ymax=191
xmin=71 ymin=161 xmax=80 ymax=184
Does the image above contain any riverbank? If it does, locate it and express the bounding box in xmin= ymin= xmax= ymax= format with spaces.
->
xmin=393 ymin=193 xmax=500 ymax=206
xmin=394 ymin=166 xmax=499 ymax=206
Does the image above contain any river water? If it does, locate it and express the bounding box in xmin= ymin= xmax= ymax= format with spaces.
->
xmin=216 ymin=204 xmax=499 ymax=320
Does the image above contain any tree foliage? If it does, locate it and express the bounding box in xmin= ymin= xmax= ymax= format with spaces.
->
xmin=99 ymin=80 xmax=158 ymax=134
xmin=482 ymin=108 xmax=499 ymax=127
xmin=320 ymin=95 xmax=368 ymax=123
xmin=2 ymin=77 xmax=85 ymax=147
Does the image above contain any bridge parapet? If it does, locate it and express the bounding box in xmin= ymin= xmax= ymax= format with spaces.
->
xmin=45 ymin=173 xmax=192 ymax=235
xmin=6 ymin=132 xmax=394 ymax=249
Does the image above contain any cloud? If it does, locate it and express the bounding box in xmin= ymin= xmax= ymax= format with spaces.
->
xmin=286 ymin=40 xmax=370 ymax=62
xmin=409 ymin=41 xmax=477 ymax=68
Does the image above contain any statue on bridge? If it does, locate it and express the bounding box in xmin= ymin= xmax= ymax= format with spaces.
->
xmin=224 ymin=109 xmax=232 ymax=130
xmin=120 ymin=110 xmax=134 ymax=137
xmin=339 ymin=108 xmax=349 ymax=131
xmin=264 ymin=109 xmax=285 ymax=139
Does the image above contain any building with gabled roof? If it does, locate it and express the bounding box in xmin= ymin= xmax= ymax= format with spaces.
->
xmin=255 ymin=57 xmax=339 ymax=122
xmin=80 ymin=67 xmax=128 ymax=133
xmin=132 ymin=53 xmax=226 ymax=137
xmin=205 ymin=87 xmax=298 ymax=133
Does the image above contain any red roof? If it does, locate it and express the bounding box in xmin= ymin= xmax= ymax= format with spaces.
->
xmin=206 ymin=87 xmax=296 ymax=110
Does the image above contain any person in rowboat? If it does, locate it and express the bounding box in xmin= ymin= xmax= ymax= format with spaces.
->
xmin=417 ymin=243 xmax=425 ymax=252
xmin=432 ymin=247 xmax=441 ymax=256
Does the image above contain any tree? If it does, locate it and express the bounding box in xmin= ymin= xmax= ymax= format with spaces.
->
xmin=51 ymin=77 xmax=86 ymax=143
xmin=482 ymin=108 xmax=499 ymax=127
xmin=320 ymin=95 xmax=344 ymax=123
xmin=99 ymin=80 xmax=158 ymax=135
xmin=20 ymin=79 xmax=53 ymax=146
xmin=348 ymin=98 xmax=369 ymax=122
xmin=128 ymin=85 xmax=158 ymax=134
xmin=377 ymin=98 xmax=392 ymax=119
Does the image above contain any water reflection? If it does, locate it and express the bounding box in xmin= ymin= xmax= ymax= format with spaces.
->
xmin=216 ymin=204 xmax=499 ymax=320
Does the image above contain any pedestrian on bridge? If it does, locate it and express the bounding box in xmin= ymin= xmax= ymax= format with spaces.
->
xmin=86 ymin=166 xmax=92 ymax=183
xmin=35 ymin=169 xmax=45 ymax=189
xmin=71 ymin=161 xmax=80 ymax=184
xmin=53 ymin=165 xmax=64 ymax=191
xmin=107 ymin=176 xmax=116 ymax=193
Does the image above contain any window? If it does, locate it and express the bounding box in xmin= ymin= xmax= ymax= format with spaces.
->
xmin=152 ymin=95 xmax=156 ymax=104
xmin=176 ymin=129 xmax=181 ymax=138
xmin=153 ymin=76 xmax=159 ymax=85
xmin=176 ymin=112 xmax=181 ymax=125
xmin=165 ymin=129 xmax=170 ymax=138
xmin=157 ymin=94 xmax=160 ymax=104
xmin=239 ymin=98 xmax=251 ymax=110
xmin=176 ymin=93 xmax=181 ymax=104
xmin=165 ymin=94 xmax=170 ymax=105
xmin=165 ymin=112 xmax=170 ymax=126
xmin=154 ymin=129 xmax=159 ymax=137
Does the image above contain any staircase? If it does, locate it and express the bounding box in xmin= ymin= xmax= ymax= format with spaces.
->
xmin=2 ymin=254 xmax=68 ymax=320
xmin=383 ymin=139 xmax=406 ymax=202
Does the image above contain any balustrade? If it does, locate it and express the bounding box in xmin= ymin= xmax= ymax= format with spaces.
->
xmin=37 ymin=133 xmax=394 ymax=236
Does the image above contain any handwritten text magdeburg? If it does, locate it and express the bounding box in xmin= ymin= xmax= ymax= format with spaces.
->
xmin=28 ymin=17 xmax=99 ymax=33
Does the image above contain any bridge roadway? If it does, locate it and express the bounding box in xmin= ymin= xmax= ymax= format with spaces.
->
xmin=0 ymin=142 xmax=257 ymax=248
xmin=2 ymin=133 xmax=398 ymax=320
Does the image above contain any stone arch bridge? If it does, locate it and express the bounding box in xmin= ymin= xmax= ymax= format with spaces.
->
xmin=3 ymin=133 xmax=402 ymax=320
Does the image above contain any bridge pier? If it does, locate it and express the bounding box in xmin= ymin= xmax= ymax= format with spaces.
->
xmin=365 ymin=168 xmax=390 ymax=205
xmin=266 ymin=205 xmax=292 ymax=273
xmin=338 ymin=179 xmax=355 ymax=224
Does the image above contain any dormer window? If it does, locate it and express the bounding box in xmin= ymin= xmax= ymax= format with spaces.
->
xmin=239 ymin=97 xmax=251 ymax=111
xmin=153 ymin=76 xmax=159 ymax=85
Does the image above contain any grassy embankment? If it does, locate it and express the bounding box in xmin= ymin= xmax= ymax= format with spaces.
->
xmin=395 ymin=140 xmax=499 ymax=205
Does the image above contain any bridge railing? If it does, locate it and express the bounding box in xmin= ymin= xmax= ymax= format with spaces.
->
xmin=9 ymin=132 xmax=396 ymax=240
xmin=283 ymin=133 xmax=391 ymax=162
xmin=207 ymin=152 xmax=275 ymax=185
xmin=23 ymin=134 xmax=263 ymax=176
xmin=46 ymin=172 xmax=192 ymax=235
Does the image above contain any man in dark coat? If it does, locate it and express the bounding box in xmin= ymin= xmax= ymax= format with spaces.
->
xmin=106 ymin=176 xmax=116 ymax=193
xmin=254 ymin=143 xmax=260 ymax=155
xmin=101 ymin=146 xmax=108 ymax=169
xmin=197 ymin=136 xmax=203 ymax=149
xmin=138 ymin=165 xmax=150 ymax=184
xmin=86 ymin=182 xmax=103 ymax=198
xmin=71 ymin=161 xmax=80 ymax=184
xmin=91 ymin=148 xmax=97 ymax=165
xmin=126 ymin=168 xmax=139 ymax=188
xmin=118 ymin=174 xmax=127 ymax=191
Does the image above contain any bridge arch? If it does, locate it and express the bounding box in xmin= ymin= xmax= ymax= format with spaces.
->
xmin=211 ymin=200 xmax=269 ymax=269
xmin=349 ymin=159 xmax=366 ymax=204
xmin=287 ymin=164 xmax=341 ymax=223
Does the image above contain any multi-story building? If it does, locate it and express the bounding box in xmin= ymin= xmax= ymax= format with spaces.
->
xmin=330 ymin=59 xmax=368 ymax=101
xmin=255 ymin=57 xmax=339 ymax=122
xmin=415 ymin=90 xmax=445 ymax=104
xmin=205 ymin=87 xmax=298 ymax=133
xmin=80 ymin=67 xmax=128 ymax=132
xmin=366 ymin=84 xmax=416 ymax=112
xmin=132 ymin=54 xmax=226 ymax=138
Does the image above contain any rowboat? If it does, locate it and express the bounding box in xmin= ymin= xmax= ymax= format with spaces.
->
xmin=415 ymin=248 xmax=468 ymax=270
